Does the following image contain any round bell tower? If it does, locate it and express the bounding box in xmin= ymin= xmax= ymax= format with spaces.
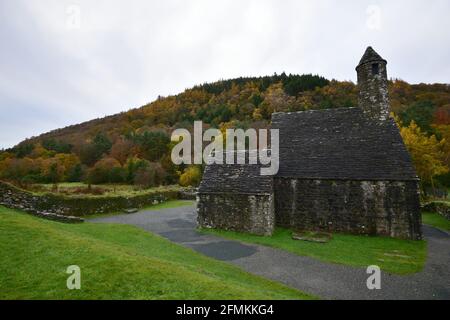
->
xmin=356 ymin=47 xmax=390 ymax=122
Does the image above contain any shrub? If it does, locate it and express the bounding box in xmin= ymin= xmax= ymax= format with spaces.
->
xmin=179 ymin=166 xmax=201 ymax=187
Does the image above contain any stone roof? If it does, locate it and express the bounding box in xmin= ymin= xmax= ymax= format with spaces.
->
xmin=357 ymin=46 xmax=386 ymax=68
xmin=198 ymin=151 xmax=273 ymax=195
xmin=271 ymin=108 xmax=418 ymax=181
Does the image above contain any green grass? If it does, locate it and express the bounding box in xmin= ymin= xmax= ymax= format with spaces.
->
xmin=142 ymin=200 xmax=195 ymax=210
xmin=88 ymin=200 xmax=195 ymax=219
xmin=422 ymin=211 xmax=450 ymax=231
xmin=0 ymin=206 xmax=313 ymax=300
xmin=201 ymin=228 xmax=427 ymax=275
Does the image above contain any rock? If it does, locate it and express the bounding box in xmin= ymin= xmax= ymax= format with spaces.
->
xmin=124 ymin=208 xmax=138 ymax=214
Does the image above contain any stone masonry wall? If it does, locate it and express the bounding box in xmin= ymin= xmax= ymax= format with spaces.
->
xmin=0 ymin=181 xmax=180 ymax=217
xmin=422 ymin=201 xmax=450 ymax=220
xmin=274 ymin=178 xmax=422 ymax=240
xmin=356 ymin=57 xmax=390 ymax=122
xmin=356 ymin=54 xmax=390 ymax=121
xmin=197 ymin=193 xmax=275 ymax=236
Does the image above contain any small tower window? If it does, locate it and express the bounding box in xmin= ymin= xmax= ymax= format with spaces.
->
xmin=371 ymin=63 xmax=379 ymax=75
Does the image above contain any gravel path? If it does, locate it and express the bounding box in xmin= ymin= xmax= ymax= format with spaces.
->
xmin=89 ymin=205 xmax=450 ymax=300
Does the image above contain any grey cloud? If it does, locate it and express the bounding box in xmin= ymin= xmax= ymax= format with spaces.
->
xmin=0 ymin=0 xmax=449 ymax=148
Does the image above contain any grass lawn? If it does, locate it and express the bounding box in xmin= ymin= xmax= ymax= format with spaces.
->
xmin=422 ymin=211 xmax=450 ymax=231
xmin=88 ymin=200 xmax=195 ymax=219
xmin=201 ymin=228 xmax=427 ymax=275
xmin=141 ymin=200 xmax=195 ymax=210
xmin=0 ymin=206 xmax=313 ymax=300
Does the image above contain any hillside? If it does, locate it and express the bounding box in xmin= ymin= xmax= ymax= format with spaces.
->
xmin=0 ymin=74 xmax=449 ymax=190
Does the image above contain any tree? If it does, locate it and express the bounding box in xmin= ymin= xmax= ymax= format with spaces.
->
xmin=39 ymin=157 xmax=65 ymax=187
xmin=160 ymin=154 xmax=179 ymax=184
xmin=0 ymin=157 xmax=38 ymax=181
xmin=110 ymin=138 xmax=134 ymax=165
xmin=42 ymin=139 xmax=73 ymax=154
xmin=13 ymin=143 xmax=34 ymax=158
xmin=282 ymin=74 xmax=329 ymax=96
xmin=132 ymin=161 xmax=166 ymax=188
xmin=397 ymin=118 xmax=448 ymax=189
xmin=67 ymin=163 xmax=84 ymax=182
xmin=93 ymin=132 xmax=113 ymax=154
xmin=79 ymin=133 xmax=113 ymax=166
xmin=30 ymin=143 xmax=53 ymax=159
xmin=125 ymin=157 xmax=150 ymax=183
xmin=47 ymin=163 xmax=62 ymax=185
xmin=79 ymin=144 xmax=101 ymax=166
xmin=433 ymin=124 xmax=450 ymax=188
xmin=108 ymin=166 xmax=126 ymax=184
xmin=433 ymin=105 xmax=450 ymax=125
xmin=85 ymin=157 xmax=123 ymax=185
xmin=131 ymin=131 xmax=170 ymax=161
xmin=400 ymin=100 xmax=436 ymax=134
xmin=179 ymin=166 xmax=201 ymax=187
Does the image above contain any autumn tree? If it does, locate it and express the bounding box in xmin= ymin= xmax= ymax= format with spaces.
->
xmin=433 ymin=124 xmax=450 ymax=187
xmin=179 ymin=166 xmax=201 ymax=187
xmin=110 ymin=138 xmax=134 ymax=165
xmin=397 ymin=118 xmax=448 ymax=189
xmin=86 ymin=157 xmax=123 ymax=185
xmin=125 ymin=157 xmax=144 ymax=183
xmin=134 ymin=162 xmax=166 ymax=188
xmin=41 ymin=158 xmax=64 ymax=187
xmin=78 ymin=133 xmax=112 ymax=166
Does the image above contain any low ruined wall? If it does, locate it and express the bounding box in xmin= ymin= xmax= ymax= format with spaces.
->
xmin=274 ymin=178 xmax=422 ymax=240
xmin=0 ymin=181 xmax=179 ymax=217
xmin=422 ymin=201 xmax=450 ymax=220
xmin=197 ymin=193 xmax=275 ymax=236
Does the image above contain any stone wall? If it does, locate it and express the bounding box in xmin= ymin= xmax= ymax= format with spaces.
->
xmin=274 ymin=178 xmax=422 ymax=240
xmin=178 ymin=187 xmax=197 ymax=200
xmin=197 ymin=193 xmax=275 ymax=236
xmin=422 ymin=201 xmax=450 ymax=220
xmin=0 ymin=181 xmax=180 ymax=217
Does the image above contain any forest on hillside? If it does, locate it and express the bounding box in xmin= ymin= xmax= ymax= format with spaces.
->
xmin=0 ymin=74 xmax=449 ymax=192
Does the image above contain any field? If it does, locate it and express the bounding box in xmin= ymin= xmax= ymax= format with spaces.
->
xmin=0 ymin=205 xmax=313 ymax=300
xmin=201 ymin=228 xmax=427 ymax=275
xmin=27 ymin=182 xmax=182 ymax=198
xmin=422 ymin=211 xmax=450 ymax=231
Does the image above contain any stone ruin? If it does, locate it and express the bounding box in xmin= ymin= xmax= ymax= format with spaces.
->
xmin=197 ymin=47 xmax=422 ymax=240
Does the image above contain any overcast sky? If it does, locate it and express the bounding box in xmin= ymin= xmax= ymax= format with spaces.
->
xmin=0 ymin=0 xmax=449 ymax=149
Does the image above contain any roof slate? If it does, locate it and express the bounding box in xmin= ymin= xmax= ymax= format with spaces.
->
xmin=198 ymin=160 xmax=273 ymax=194
xmin=271 ymin=108 xmax=418 ymax=180
xmin=199 ymin=107 xmax=418 ymax=194
xmin=357 ymin=46 xmax=386 ymax=68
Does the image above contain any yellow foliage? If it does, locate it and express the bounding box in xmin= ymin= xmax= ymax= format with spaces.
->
xmin=396 ymin=117 xmax=448 ymax=185
xmin=179 ymin=166 xmax=201 ymax=187
xmin=433 ymin=124 xmax=450 ymax=166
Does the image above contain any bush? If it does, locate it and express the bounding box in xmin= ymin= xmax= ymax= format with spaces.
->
xmin=179 ymin=166 xmax=201 ymax=187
